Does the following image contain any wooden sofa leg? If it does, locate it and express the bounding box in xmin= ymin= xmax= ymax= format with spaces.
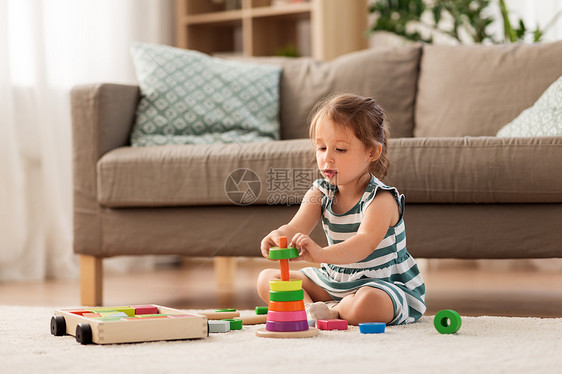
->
xmin=214 ymin=257 xmax=237 ymax=288
xmin=80 ymin=255 xmax=103 ymax=306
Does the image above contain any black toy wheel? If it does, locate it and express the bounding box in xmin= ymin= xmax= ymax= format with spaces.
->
xmin=50 ymin=316 xmax=66 ymax=336
xmin=75 ymin=323 xmax=92 ymax=345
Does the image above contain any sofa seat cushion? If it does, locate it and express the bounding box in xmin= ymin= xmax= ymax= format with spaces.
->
xmin=97 ymin=139 xmax=317 ymax=207
xmin=98 ymin=136 xmax=562 ymax=208
xmin=386 ymin=136 xmax=562 ymax=203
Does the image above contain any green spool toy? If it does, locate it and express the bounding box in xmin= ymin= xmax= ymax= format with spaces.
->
xmin=222 ymin=318 xmax=243 ymax=330
xmin=434 ymin=309 xmax=462 ymax=334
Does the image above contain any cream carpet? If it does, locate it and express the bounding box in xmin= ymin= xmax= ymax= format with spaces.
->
xmin=1 ymin=305 xmax=561 ymax=373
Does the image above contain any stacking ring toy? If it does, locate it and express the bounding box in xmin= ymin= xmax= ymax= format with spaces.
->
xmin=269 ymin=247 xmax=299 ymax=260
xmin=269 ymin=279 xmax=302 ymax=292
xmin=434 ymin=309 xmax=462 ymax=334
xmin=269 ymin=289 xmax=304 ymax=302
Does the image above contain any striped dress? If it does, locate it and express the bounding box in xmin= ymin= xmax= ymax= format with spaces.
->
xmin=300 ymin=175 xmax=426 ymax=325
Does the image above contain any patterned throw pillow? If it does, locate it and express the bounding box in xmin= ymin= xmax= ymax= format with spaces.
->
xmin=130 ymin=42 xmax=282 ymax=146
xmin=497 ymin=76 xmax=562 ymax=137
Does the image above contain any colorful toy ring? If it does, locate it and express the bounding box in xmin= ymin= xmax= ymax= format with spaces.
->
xmin=269 ymin=247 xmax=299 ymax=260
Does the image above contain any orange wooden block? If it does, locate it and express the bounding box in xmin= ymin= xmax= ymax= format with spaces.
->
xmin=278 ymin=236 xmax=288 ymax=248
xmin=83 ymin=313 xmax=102 ymax=319
xmin=268 ymin=300 xmax=305 ymax=312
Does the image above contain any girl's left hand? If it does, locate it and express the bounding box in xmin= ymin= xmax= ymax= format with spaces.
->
xmin=291 ymin=233 xmax=322 ymax=263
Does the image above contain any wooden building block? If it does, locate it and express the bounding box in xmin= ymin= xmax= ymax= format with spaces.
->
xmin=90 ymin=307 xmax=135 ymax=317
xmin=63 ymin=309 xmax=93 ymax=316
xmin=359 ymin=322 xmax=386 ymax=334
xmin=82 ymin=313 xmax=101 ymax=319
xmin=132 ymin=305 xmax=159 ymax=315
xmin=208 ymin=320 xmax=230 ymax=333
xmin=136 ymin=314 xmax=170 ymax=318
xmin=98 ymin=311 xmax=128 ymax=318
xmin=197 ymin=311 xmax=240 ymax=320
xmin=222 ymin=319 xmax=243 ymax=330
xmin=317 ymin=319 xmax=348 ymax=331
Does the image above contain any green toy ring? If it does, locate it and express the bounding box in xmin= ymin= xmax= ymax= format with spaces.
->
xmin=269 ymin=247 xmax=299 ymax=260
xmin=434 ymin=309 xmax=462 ymax=334
xmin=269 ymin=289 xmax=304 ymax=302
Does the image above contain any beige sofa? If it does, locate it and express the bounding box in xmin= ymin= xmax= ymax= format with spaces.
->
xmin=71 ymin=42 xmax=562 ymax=306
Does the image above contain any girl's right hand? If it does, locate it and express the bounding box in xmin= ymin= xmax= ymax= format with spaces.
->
xmin=260 ymin=230 xmax=280 ymax=260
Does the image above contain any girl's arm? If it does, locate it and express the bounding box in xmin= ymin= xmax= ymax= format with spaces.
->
xmin=292 ymin=190 xmax=399 ymax=264
xmin=260 ymin=186 xmax=322 ymax=258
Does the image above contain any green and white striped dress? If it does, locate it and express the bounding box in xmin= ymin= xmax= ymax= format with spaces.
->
xmin=300 ymin=175 xmax=426 ymax=325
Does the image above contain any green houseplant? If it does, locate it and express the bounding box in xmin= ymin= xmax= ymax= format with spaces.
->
xmin=369 ymin=0 xmax=561 ymax=44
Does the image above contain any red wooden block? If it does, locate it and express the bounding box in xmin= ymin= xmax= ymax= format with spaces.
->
xmin=132 ymin=305 xmax=159 ymax=315
xmin=317 ymin=319 xmax=348 ymax=331
xmin=63 ymin=309 xmax=92 ymax=316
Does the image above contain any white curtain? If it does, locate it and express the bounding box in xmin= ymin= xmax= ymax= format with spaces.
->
xmin=0 ymin=0 xmax=174 ymax=281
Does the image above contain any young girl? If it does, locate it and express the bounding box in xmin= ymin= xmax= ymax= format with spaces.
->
xmin=257 ymin=93 xmax=426 ymax=326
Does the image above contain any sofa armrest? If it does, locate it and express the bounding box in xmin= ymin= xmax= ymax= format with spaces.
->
xmin=70 ymin=83 xmax=139 ymax=255
xmin=71 ymin=83 xmax=139 ymax=158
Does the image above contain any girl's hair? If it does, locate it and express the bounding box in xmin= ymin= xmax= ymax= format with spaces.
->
xmin=308 ymin=93 xmax=390 ymax=180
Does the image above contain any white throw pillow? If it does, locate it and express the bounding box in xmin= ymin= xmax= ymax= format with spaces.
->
xmin=130 ymin=42 xmax=282 ymax=146
xmin=497 ymin=76 xmax=562 ymax=137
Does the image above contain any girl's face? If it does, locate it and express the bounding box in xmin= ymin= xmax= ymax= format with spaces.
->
xmin=314 ymin=116 xmax=378 ymax=190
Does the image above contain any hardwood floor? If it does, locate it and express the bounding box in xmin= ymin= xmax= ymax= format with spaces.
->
xmin=1 ymin=258 xmax=561 ymax=318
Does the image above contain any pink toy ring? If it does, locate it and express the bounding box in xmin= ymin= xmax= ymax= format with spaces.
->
xmin=267 ymin=310 xmax=307 ymax=322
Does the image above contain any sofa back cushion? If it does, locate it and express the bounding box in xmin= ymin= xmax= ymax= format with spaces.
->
xmin=415 ymin=41 xmax=562 ymax=137
xmin=262 ymin=45 xmax=421 ymax=140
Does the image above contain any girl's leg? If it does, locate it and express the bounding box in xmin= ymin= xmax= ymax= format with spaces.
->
xmin=256 ymin=268 xmax=332 ymax=304
xmin=334 ymin=286 xmax=395 ymax=325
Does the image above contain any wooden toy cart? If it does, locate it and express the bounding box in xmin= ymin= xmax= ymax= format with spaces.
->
xmin=50 ymin=305 xmax=208 ymax=344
